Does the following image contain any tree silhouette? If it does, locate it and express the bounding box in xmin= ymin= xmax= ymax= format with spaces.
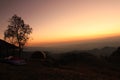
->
xmin=4 ymin=14 xmax=32 ymax=57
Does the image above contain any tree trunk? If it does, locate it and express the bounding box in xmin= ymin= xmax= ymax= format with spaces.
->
xmin=18 ymin=44 xmax=22 ymax=57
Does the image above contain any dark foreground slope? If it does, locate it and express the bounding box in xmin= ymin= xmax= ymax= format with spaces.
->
xmin=0 ymin=54 xmax=120 ymax=80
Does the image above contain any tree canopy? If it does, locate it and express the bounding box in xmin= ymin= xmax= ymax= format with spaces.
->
xmin=4 ymin=14 xmax=32 ymax=56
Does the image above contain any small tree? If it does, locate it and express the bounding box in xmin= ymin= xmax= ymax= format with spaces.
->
xmin=4 ymin=14 xmax=32 ymax=57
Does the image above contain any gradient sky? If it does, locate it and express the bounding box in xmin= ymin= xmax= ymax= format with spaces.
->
xmin=0 ymin=0 xmax=120 ymax=47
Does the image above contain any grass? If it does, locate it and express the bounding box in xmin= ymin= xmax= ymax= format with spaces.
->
xmin=0 ymin=50 xmax=120 ymax=80
xmin=0 ymin=59 xmax=120 ymax=80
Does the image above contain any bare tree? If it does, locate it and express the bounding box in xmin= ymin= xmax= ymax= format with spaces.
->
xmin=4 ymin=14 xmax=32 ymax=57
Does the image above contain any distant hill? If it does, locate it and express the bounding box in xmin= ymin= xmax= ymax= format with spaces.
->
xmin=25 ymin=35 xmax=120 ymax=54
xmin=87 ymin=47 xmax=117 ymax=57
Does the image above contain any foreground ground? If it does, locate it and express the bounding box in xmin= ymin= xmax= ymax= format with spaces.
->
xmin=0 ymin=60 xmax=120 ymax=80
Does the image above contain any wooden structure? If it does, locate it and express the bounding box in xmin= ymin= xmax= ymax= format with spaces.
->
xmin=0 ymin=39 xmax=18 ymax=58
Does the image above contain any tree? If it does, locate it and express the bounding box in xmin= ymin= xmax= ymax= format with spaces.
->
xmin=4 ymin=14 xmax=32 ymax=57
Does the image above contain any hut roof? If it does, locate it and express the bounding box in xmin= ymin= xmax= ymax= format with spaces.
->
xmin=0 ymin=39 xmax=18 ymax=49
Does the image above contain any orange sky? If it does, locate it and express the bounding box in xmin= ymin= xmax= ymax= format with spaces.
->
xmin=0 ymin=0 xmax=120 ymax=47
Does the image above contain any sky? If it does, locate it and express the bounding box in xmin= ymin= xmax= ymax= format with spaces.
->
xmin=0 ymin=0 xmax=120 ymax=49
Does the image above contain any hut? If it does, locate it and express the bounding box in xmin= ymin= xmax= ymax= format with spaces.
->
xmin=0 ymin=39 xmax=18 ymax=58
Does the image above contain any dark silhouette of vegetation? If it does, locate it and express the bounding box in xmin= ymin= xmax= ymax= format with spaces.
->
xmin=109 ymin=47 xmax=120 ymax=64
xmin=4 ymin=14 xmax=32 ymax=57
xmin=56 ymin=51 xmax=100 ymax=65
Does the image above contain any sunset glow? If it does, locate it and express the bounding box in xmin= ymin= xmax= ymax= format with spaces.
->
xmin=0 ymin=0 xmax=120 ymax=47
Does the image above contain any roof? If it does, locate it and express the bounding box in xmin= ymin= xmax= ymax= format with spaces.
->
xmin=0 ymin=39 xmax=18 ymax=49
